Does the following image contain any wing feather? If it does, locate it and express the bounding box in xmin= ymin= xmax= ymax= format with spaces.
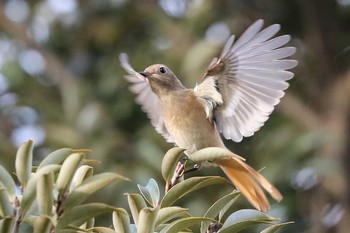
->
xmin=234 ymin=26 xmax=283 ymax=55
xmin=194 ymin=20 xmax=297 ymax=142
xmin=120 ymin=54 xmax=174 ymax=143
xmin=230 ymin=19 xmax=264 ymax=52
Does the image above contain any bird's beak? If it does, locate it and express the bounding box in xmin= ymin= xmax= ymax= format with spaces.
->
xmin=139 ymin=71 xmax=150 ymax=77
xmin=139 ymin=71 xmax=150 ymax=84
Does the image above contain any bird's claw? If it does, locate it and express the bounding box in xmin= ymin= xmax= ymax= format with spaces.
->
xmin=166 ymin=161 xmax=184 ymax=191
xmin=166 ymin=161 xmax=201 ymax=192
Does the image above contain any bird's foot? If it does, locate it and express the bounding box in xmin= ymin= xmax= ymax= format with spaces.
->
xmin=166 ymin=161 xmax=184 ymax=191
xmin=166 ymin=162 xmax=201 ymax=191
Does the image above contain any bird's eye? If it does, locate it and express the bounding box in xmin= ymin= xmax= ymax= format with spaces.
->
xmin=159 ymin=67 xmax=166 ymax=74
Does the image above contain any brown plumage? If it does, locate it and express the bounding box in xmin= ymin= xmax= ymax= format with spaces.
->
xmin=120 ymin=19 xmax=297 ymax=212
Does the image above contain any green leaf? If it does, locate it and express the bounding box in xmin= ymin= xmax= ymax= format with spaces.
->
xmin=37 ymin=148 xmax=74 ymax=170
xmin=155 ymin=206 xmax=190 ymax=227
xmin=56 ymin=153 xmax=85 ymax=196
xmin=84 ymin=217 xmax=95 ymax=229
xmin=189 ymin=147 xmax=244 ymax=164
xmin=126 ymin=193 xmax=147 ymax=225
xmin=21 ymin=165 xmax=61 ymax=214
xmin=219 ymin=193 xmax=240 ymax=222
xmin=63 ymin=172 xmax=129 ymax=210
xmin=136 ymin=206 xmax=159 ymax=233
xmin=15 ymin=140 xmax=33 ymax=189
xmin=218 ymin=209 xmax=279 ymax=233
xmin=201 ymin=191 xmax=240 ymax=233
xmin=69 ymin=165 xmax=93 ymax=191
xmin=36 ymin=171 xmax=54 ymax=216
xmin=56 ymin=203 xmax=117 ymax=229
xmin=0 ymin=165 xmax=16 ymax=202
xmin=161 ymin=176 xmax=229 ymax=208
xmin=0 ymin=217 xmax=14 ymax=233
xmin=260 ymin=222 xmax=294 ymax=233
xmin=113 ymin=209 xmax=131 ymax=233
xmin=160 ymin=217 xmax=214 ymax=233
xmin=161 ymin=147 xmax=186 ymax=182
xmin=0 ymin=186 xmax=13 ymax=217
xmin=87 ymin=227 xmax=116 ymax=233
xmin=34 ymin=215 xmax=52 ymax=233
xmin=58 ymin=225 xmax=88 ymax=233
xmin=137 ymin=178 xmax=160 ymax=207
xmin=22 ymin=214 xmax=38 ymax=226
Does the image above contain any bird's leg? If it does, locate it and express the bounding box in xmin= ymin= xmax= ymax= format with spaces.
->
xmin=166 ymin=160 xmax=202 ymax=192
xmin=166 ymin=161 xmax=184 ymax=192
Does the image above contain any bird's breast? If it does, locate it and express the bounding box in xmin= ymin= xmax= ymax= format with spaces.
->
xmin=161 ymin=91 xmax=224 ymax=153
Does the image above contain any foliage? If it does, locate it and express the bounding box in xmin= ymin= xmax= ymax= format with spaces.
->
xmin=0 ymin=1 xmax=349 ymax=232
xmin=0 ymin=141 xmax=292 ymax=233
xmin=0 ymin=140 xmax=128 ymax=233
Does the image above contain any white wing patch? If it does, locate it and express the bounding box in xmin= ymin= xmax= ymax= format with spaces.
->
xmin=194 ymin=78 xmax=223 ymax=119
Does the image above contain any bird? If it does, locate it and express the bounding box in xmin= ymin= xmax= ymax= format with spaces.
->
xmin=120 ymin=19 xmax=297 ymax=212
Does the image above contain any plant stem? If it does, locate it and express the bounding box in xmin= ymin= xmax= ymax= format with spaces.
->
xmin=11 ymin=197 xmax=22 ymax=233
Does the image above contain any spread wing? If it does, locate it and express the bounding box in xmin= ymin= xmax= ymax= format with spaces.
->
xmin=194 ymin=19 xmax=298 ymax=142
xmin=119 ymin=53 xmax=174 ymax=143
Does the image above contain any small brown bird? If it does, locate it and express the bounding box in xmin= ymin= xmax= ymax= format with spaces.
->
xmin=120 ymin=19 xmax=297 ymax=212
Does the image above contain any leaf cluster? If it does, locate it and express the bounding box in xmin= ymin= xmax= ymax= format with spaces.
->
xmin=0 ymin=140 xmax=128 ymax=233
xmin=0 ymin=142 xmax=292 ymax=233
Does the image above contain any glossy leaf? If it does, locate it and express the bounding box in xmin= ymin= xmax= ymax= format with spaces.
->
xmin=136 ymin=206 xmax=159 ymax=233
xmin=161 ymin=147 xmax=186 ymax=182
xmin=37 ymin=148 xmax=74 ymax=170
xmin=260 ymin=222 xmax=294 ymax=233
xmin=155 ymin=206 xmax=190 ymax=226
xmin=137 ymin=178 xmax=160 ymax=207
xmin=58 ymin=225 xmax=88 ymax=233
xmin=218 ymin=209 xmax=279 ymax=233
xmin=63 ymin=172 xmax=128 ymax=210
xmin=0 ymin=217 xmax=14 ymax=233
xmin=36 ymin=171 xmax=54 ymax=216
xmin=70 ymin=165 xmax=93 ymax=191
xmin=34 ymin=215 xmax=52 ymax=233
xmin=56 ymin=153 xmax=84 ymax=196
xmin=22 ymin=214 xmax=38 ymax=226
xmin=15 ymin=140 xmax=33 ymax=189
xmin=218 ymin=193 xmax=240 ymax=222
xmin=87 ymin=227 xmax=116 ymax=233
xmin=201 ymin=191 xmax=240 ymax=233
xmin=0 ymin=186 xmax=13 ymax=217
xmin=113 ymin=208 xmax=131 ymax=233
xmin=126 ymin=193 xmax=147 ymax=225
xmin=56 ymin=203 xmax=116 ymax=229
xmin=21 ymin=165 xmax=61 ymax=214
xmin=155 ymin=223 xmax=168 ymax=232
xmin=161 ymin=176 xmax=229 ymax=207
xmin=0 ymin=165 xmax=16 ymax=202
xmin=160 ymin=217 xmax=214 ymax=233
xmin=189 ymin=147 xmax=244 ymax=164
xmin=84 ymin=217 xmax=95 ymax=229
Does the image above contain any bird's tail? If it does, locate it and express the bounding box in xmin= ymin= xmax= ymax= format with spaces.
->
xmin=216 ymin=156 xmax=282 ymax=212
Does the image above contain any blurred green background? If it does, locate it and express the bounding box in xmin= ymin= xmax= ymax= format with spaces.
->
xmin=0 ymin=0 xmax=349 ymax=232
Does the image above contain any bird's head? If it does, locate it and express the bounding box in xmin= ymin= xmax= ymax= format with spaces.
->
xmin=139 ymin=64 xmax=185 ymax=96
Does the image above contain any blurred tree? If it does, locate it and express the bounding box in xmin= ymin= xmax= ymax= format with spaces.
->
xmin=0 ymin=0 xmax=349 ymax=232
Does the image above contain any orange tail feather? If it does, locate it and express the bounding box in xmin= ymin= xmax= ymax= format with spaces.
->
xmin=217 ymin=157 xmax=282 ymax=212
